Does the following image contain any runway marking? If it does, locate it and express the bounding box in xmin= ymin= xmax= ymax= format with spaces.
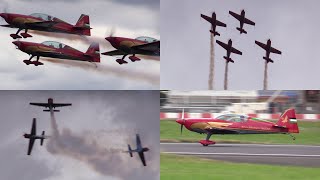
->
xmin=162 ymin=152 xmax=320 ymax=157
xmin=160 ymin=143 xmax=320 ymax=148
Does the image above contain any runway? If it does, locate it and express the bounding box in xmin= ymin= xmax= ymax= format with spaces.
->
xmin=161 ymin=143 xmax=320 ymax=167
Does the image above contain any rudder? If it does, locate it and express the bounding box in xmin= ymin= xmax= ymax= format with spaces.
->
xmin=75 ymin=14 xmax=91 ymax=36
xmin=277 ymin=109 xmax=299 ymax=133
xmin=85 ymin=42 xmax=100 ymax=62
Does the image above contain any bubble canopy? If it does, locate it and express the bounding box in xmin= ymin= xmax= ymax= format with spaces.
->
xmin=135 ymin=36 xmax=158 ymax=43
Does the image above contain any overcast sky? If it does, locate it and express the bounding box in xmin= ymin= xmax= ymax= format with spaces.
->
xmin=0 ymin=0 xmax=159 ymax=90
xmin=0 ymin=91 xmax=159 ymax=180
xmin=161 ymin=0 xmax=320 ymax=90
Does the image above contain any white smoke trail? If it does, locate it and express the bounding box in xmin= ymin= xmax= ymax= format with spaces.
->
xmin=208 ymin=33 xmax=214 ymax=90
xmin=46 ymin=111 xmax=156 ymax=180
xmin=263 ymin=61 xmax=268 ymax=90
xmin=224 ymin=61 xmax=229 ymax=90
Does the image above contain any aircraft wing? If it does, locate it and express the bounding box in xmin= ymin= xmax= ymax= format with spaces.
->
xmin=138 ymin=152 xmax=147 ymax=166
xmin=25 ymin=21 xmax=58 ymax=28
xmin=132 ymin=41 xmax=160 ymax=52
xmin=101 ymin=50 xmax=125 ymax=56
xmin=255 ymin=41 xmax=267 ymax=50
xmin=0 ymin=24 xmax=13 ymax=28
xmin=27 ymin=138 xmax=35 ymax=155
xmin=230 ymin=47 xmax=242 ymax=55
xmin=136 ymin=134 xmax=142 ymax=148
xmin=270 ymin=47 xmax=282 ymax=54
xmin=216 ymin=40 xmax=228 ymax=50
xmin=51 ymin=103 xmax=72 ymax=108
xmin=216 ymin=20 xmax=227 ymax=27
xmin=31 ymin=118 xmax=36 ymax=135
xmin=229 ymin=11 xmax=242 ymax=21
xmin=30 ymin=103 xmax=49 ymax=107
xmin=200 ymin=14 xmax=212 ymax=23
xmin=244 ymin=17 xmax=255 ymax=25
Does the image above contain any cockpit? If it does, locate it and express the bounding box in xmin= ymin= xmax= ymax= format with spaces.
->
xmin=215 ymin=114 xmax=248 ymax=123
xmin=41 ymin=41 xmax=75 ymax=50
xmin=135 ymin=36 xmax=158 ymax=43
xmin=30 ymin=13 xmax=54 ymax=21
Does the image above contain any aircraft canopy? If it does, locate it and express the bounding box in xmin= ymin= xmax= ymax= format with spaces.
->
xmin=135 ymin=36 xmax=158 ymax=43
xmin=41 ymin=41 xmax=76 ymax=51
xmin=216 ymin=114 xmax=248 ymax=122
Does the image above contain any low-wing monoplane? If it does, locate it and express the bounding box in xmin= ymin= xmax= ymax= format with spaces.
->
xmin=127 ymin=134 xmax=149 ymax=166
xmin=201 ymin=12 xmax=227 ymax=36
xmin=229 ymin=10 xmax=255 ymax=34
xmin=12 ymin=40 xmax=100 ymax=66
xmin=255 ymin=39 xmax=282 ymax=63
xmin=102 ymin=36 xmax=160 ymax=65
xmin=30 ymin=98 xmax=71 ymax=112
xmin=0 ymin=13 xmax=91 ymax=39
xmin=176 ymin=109 xmax=299 ymax=146
xmin=23 ymin=118 xmax=48 ymax=155
xmin=216 ymin=39 xmax=242 ymax=63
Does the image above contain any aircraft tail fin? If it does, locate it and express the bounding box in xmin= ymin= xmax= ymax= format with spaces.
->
xmin=223 ymin=56 xmax=234 ymax=63
xmin=40 ymin=131 xmax=45 ymax=146
xmin=210 ymin=30 xmax=220 ymax=36
xmin=263 ymin=56 xmax=274 ymax=63
xmin=84 ymin=42 xmax=100 ymax=62
xmin=128 ymin=144 xmax=133 ymax=157
xmin=276 ymin=109 xmax=299 ymax=133
xmin=74 ymin=14 xmax=91 ymax=36
xmin=236 ymin=27 xmax=247 ymax=34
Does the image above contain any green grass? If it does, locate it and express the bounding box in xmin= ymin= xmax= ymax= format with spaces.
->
xmin=160 ymin=120 xmax=320 ymax=145
xmin=161 ymin=154 xmax=320 ymax=180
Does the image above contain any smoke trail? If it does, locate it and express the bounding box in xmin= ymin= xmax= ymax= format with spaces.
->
xmin=46 ymin=111 xmax=156 ymax=180
xmin=208 ymin=33 xmax=214 ymax=90
xmin=264 ymin=61 xmax=268 ymax=90
xmin=41 ymin=58 xmax=159 ymax=85
xmin=224 ymin=62 xmax=229 ymax=90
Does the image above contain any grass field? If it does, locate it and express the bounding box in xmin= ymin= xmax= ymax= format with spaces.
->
xmin=160 ymin=120 xmax=320 ymax=145
xmin=160 ymin=154 xmax=320 ymax=180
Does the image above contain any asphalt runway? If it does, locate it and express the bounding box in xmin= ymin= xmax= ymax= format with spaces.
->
xmin=161 ymin=143 xmax=320 ymax=167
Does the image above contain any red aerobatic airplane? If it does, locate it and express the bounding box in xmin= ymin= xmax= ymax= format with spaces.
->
xmin=102 ymin=36 xmax=160 ymax=65
xmin=216 ymin=39 xmax=242 ymax=63
xmin=30 ymin=98 xmax=72 ymax=112
xmin=176 ymin=109 xmax=299 ymax=146
xmin=201 ymin=12 xmax=227 ymax=36
xmin=12 ymin=40 xmax=100 ymax=66
xmin=255 ymin=39 xmax=282 ymax=63
xmin=229 ymin=10 xmax=255 ymax=34
xmin=0 ymin=13 xmax=91 ymax=39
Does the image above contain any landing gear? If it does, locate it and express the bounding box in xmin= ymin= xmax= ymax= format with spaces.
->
xmin=23 ymin=56 xmax=43 ymax=66
xmin=199 ymin=133 xmax=216 ymax=146
xmin=116 ymin=54 xmax=128 ymax=65
xmin=20 ymin=29 xmax=32 ymax=38
xmin=10 ymin=29 xmax=32 ymax=39
xmin=289 ymin=134 xmax=296 ymax=140
xmin=129 ymin=55 xmax=141 ymax=62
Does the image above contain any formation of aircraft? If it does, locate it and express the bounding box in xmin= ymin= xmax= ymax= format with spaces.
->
xmin=127 ymin=134 xmax=149 ymax=166
xmin=255 ymin=39 xmax=282 ymax=63
xmin=200 ymin=12 xmax=226 ymax=36
xmin=102 ymin=36 xmax=160 ymax=65
xmin=0 ymin=13 xmax=91 ymax=39
xmin=23 ymin=118 xmax=48 ymax=155
xmin=229 ymin=10 xmax=255 ymax=34
xmin=30 ymin=98 xmax=72 ymax=112
xmin=12 ymin=40 xmax=100 ymax=66
xmin=176 ymin=109 xmax=299 ymax=146
xmin=216 ymin=39 xmax=242 ymax=63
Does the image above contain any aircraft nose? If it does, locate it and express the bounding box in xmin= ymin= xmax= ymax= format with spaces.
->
xmin=0 ymin=13 xmax=8 ymax=20
xmin=105 ymin=37 xmax=113 ymax=43
xmin=12 ymin=41 xmax=21 ymax=48
xmin=176 ymin=119 xmax=183 ymax=125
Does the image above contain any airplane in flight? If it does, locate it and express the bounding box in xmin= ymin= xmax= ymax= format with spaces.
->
xmin=23 ymin=118 xmax=48 ymax=155
xmin=12 ymin=40 xmax=100 ymax=66
xmin=200 ymin=12 xmax=227 ymax=36
xmin=216 ymin=39 xmax=242 ymax=63
xmin=0 ymin=13 xmax=91 ymax=39
xmin=127 ymin=134 xmax=149 ymax=166
xmin=102 ymin=36 xmax=160 ymax=65
xmin=255 ymin=39 xmax=282 ymax=63
xmin=229 ymin=10 xmax=255 ymax=34
xmin=176 ymin=109 xmax=299 ymax=146
xmin=30 ymin=98 xmax=72 ymax=112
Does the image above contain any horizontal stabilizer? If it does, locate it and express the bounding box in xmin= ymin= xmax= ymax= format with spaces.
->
xmin=128 ymin=144 xmax=133 ymax=157
xmin=236 ymin=27 xmax=247 ymax=34
xmin=40 ymin=131 xmax=45 ymax=146
xmin=43 ymin=109 xmax=60 ymax=112
xmin=223 ymin=56 xmax=234 ymax=63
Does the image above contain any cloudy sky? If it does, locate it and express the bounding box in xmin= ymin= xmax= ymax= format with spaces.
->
xmin=161 ymin=0 xmax=320 ymax=90
xmin=0 ymin=0 xmax=159 ymax=90
xmin=0 ymin=91 xmax=159 ymax=180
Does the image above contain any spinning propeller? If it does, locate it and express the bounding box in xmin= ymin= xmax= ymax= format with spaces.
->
xmin=179 ymin=108 xmax=186 ymax=135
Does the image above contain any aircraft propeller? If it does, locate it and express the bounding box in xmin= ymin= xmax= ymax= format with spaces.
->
xmin=180 ymin=108 xmax=186 ymax=134
xmin=105 ymin=26 xmax=116 ymax=38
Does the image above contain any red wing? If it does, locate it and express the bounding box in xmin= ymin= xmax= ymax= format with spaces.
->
xmin=216 ymin=40 xmax=228 ymax=50
xmin=216 ymin=20 xmax=227 ymax=27
xmin=101 ymin=50 xmax=125 ymax=56
xmin=244 ymin=17 xmax=255 ymax=25
xmin=255 ymin=41 xmax=267 ymax=50
xmin=270 ymin=47 xmax=282 ymax=54
xmin=231 ymin=47 xmax=242 ymax=55
xmin=229 ymin=11 xmax=242 ymax=21
xmin=200 ymin=14 xmax=212 ymax=23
